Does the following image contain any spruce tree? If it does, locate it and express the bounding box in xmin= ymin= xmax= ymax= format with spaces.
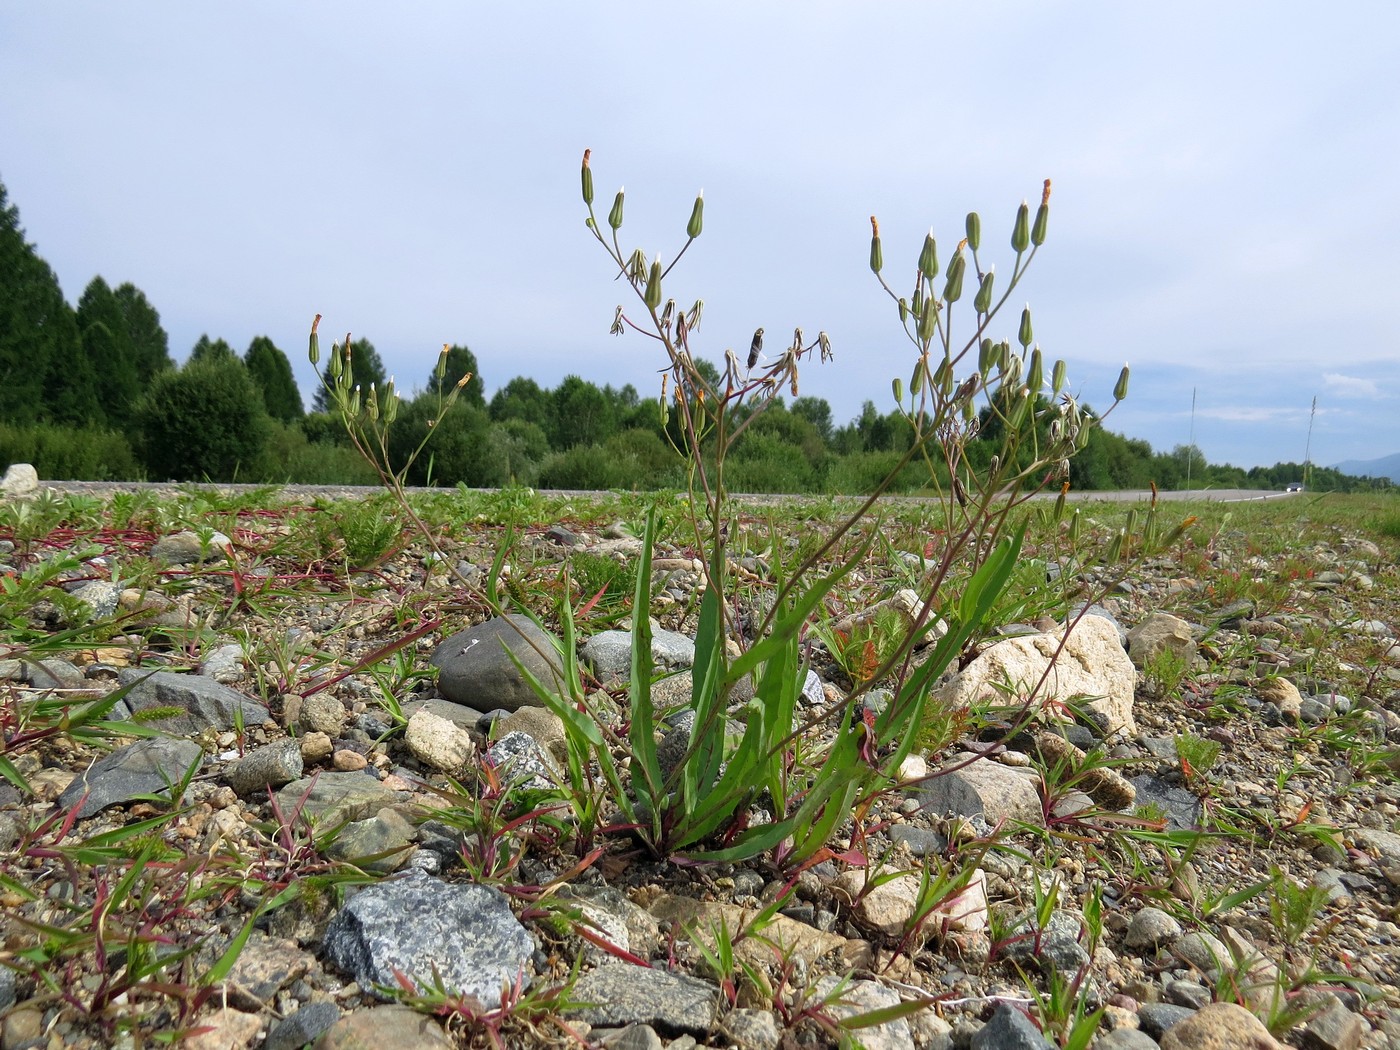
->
xmin=0 ymin=178 xmax=84 ymax=425
xmin=188 ymin=334 xmax=238 ymax=365
xmin=114 ymin=282 xmax=173 ymax=383
xmin=244 ymin=335 xmax=304 ymax=422
xmin=76 ymin=276 xmax=141 ymax=429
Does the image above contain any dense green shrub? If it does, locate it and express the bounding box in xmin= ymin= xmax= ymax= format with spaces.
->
xmin=134 ymin=357 xmax=272 ymax=481
xmin=252 ymin=420 xmax=377 ymax=485
xmin=386 ymin=395 xmax=493 ymax=486
xmin=0 ymin=422 xmax=140 ymax=480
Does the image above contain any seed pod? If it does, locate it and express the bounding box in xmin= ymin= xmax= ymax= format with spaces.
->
xmin=962 ymin=396 xmax=976 ymax=423
xmin=328 ymin=342 xmax=343 ymax=380
xmin=384 ymin=390 xmax=399 ymax=424
xmin=898 ymin=297 xmax=908 ymax=324
xmin=919 ymin=230 xmax=939 ymax=280
xmin=1027 ymin=347 xmax=1043 ymax=394
xmin=818 ymin=330 xmax=832 ymax=362
xmin=1125 ymin=508 xmax=1139 ymax=541
xmin=1053 ymin=481 xmax=1069 ymax=522
xmin=308 ymin=314 xmax=322 ymax=366
xmin=1012 ymin=201 xmax=1030 ymax=253
xmin=869 ymin=216 xmax=883 ymax=274
xmin=979 ymin=338 xmax=997 ymax=375
xmin=910 ymin=355 xmax=925 ymax=395
xmin=348 ymin=385 xmax=361 ymax=417
xmin=687 ymin=190 xmax=704 ymax=239
xmin=608 ymin=187 xmax=625 ymax=230
xmin=918 ymin=294 xmax=936 ymax=342
xmin=366 ymin=383 xmax=379 ymax=422
xmin=965 ymin=212 xmax=981 ymax=252
xmin=1068 ymin=509 xmax=1081 ymax=542
xmin=661 ymin=299 xmax=675 ymax=328
xmin=581 ymin=149 xmax=593 ymax=206
xmin=892 ymin=377 xmax=904 ymax=403
xmin=1114 ymin=364 xmax=1130 ymax=402
xmin=1032 ymin=179 xmax=1051 ymax=245
xmin=973 ymin=268 xmax=995 ymax=314
xmin=688 ymin=299 xmax=705 ymax=328
xmin=1052 ymin=358 xmax=1067 ymax=395
xmin=1018 ymin=305 xmax=1033 ymax=349
xmin=644 ymin=256 xmax=663 ymax=309
xmin=911 ymin=286 xmax=923 ymax=320
xmin=943 ymin=250 xmax=965 ymax=303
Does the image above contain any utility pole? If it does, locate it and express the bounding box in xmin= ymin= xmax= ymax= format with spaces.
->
xmin=1303 ymin=396 xmax=1317 ymax=487
xmin=1186 ymin=387 xmax=1196 ymax=489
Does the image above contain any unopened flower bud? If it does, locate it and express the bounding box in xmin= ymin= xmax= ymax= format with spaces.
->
xmin=581 ymin=148 xmax=593 ymax=206
xmin=1026 ymin=347 xmax=1043 ymax=394
xmin=1012 ymin=200 xmax=1031 ymax=253
xmin=1018 ymin=305 xmax=1033 ymax=349
xmin=687 ymin=190 xmax=704 ymax=239
xmin=919 ymin=230 xmax=939 ymax=280
xmin=1114 ymin=364 xmax=1130 ymax=402
xmin=892 ymin=377 xmax=904 ymax=403
xmin=943 ymin=248 xmax=966 ymax=303
xmin=608 ymin=187 xmax=625 ymax=230
xmin=973 ymin=268 xmax=996 ymax=314
xmin=869 ymin=216 xmax=883 ymax=274
xmin=1052 ymin=359 xmax=1067 ymax=395
xmin=644 ymin=256 xmax=663 ymax=309
xmin=965 ymin=212 xmax=981 ymax=252
xmin=308 ymin=314 xmax=321 ymax=366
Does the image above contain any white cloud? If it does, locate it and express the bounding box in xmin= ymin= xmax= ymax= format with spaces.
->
xmin=1322 ymin=373 xmax=1385 ymax=399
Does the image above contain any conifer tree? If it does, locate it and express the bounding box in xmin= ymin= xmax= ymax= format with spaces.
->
xmin=114 ymin=282 xmax=173 ymax=383
xmin=76 ymin=276 xmax=141 ymax=429
xmin=0 ymin=178 xmax=84 ymax=425
xmin=244 ymin=335 xmax=304 ymax=422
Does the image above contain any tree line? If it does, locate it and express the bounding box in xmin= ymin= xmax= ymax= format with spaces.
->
xmin=1 ymin=176 xmax=1388 ymax=493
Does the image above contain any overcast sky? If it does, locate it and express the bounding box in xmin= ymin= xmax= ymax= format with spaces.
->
xmin=3 ymin=3 xmax=1397 ymax=471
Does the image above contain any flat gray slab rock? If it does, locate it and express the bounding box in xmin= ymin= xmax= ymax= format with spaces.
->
xmin=430 ymin=614 xmax=565 ymax=712
xmin=115 ymin=669 xmax=270 ymax=735
xmin=568 ymin=965 xmax=718 ymax=1036
xmin=323 ymin=870 xmax=533 ymax=1004
xmin=971 ymin=1001 xmax=1054 ymax=1049
xmin=272 ymin=771 xmax=405 ymax=829
xmin=911 ymin=753 xmax=1043 ymax=824
xmin=58 ymin=736 xmax=205 ymax=819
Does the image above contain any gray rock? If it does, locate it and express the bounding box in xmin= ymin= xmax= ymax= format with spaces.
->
xmin=889 ymin=825 xmax=948 ymax=856
xmin=1300 ymin=692 xmax=1352 ymax=723
xmin=1127 ymin=611 xmax=1197 ymax=670
xmin=599 ymin=1024 xmax=665 ymax=1050
xmin=430 ymin=614 xmax=566 ymax=712
xmin=1300 ymin=1002 xmax=1366 ymax=1050
xmin=0 ymin=964 xmax=15 ymax=1011
xmin=198 ymin=642 xmax=246 ymax=683
xmin=57 ymin=736 xmax=205 ymax=819
xmin=1172 ymin=929 xmax=1231 ymax=975
xmin=970 ymin=1002 xmax=1053 ymax=1049
xmin=69 ymin=581 xmax=121 ymax=620
xmin=1 ymin=462 xmax=40 ymax=500
xmin=725 ymin=1008 xmax=782 ymax=1050
xmin=810 ymin=976 xmax=913 ymax=1050
xmin=323 ymin=870 xmax=533 ymax=1003
xmin=1002 ymin=909 xmax=1090 ymax=972
xmin=1131 ymin=774 xmax=1203 ymax=831
xmin=322 ymin=808 xmax=417 ymax=874
xmin=299 ymin=693 xmax=348 ymax=736
xmin=582 ymin=626 xmax=696 ymax=686
xmin=150 ymin=529 xmax=231 ymax=565
xmin=568 ymin=965 xmax=718 ymax=1036
xmin=311 ymin=1004 xmax=453 ymax=1048
xmin=115 ymin=669 xmax=270 ymax=735
xmin=1125 ymin=905 xmax=1183 ymax=950
xmin=486 ymin=730 xmax=560 ymax=790
xmin=404 ymin=709 xmax=475 ymax=771
xmin=1094 ymin=1030 xmax=1162 ymax=1050
xmin=264 ymin=1001 xmax=341 ymax=1050
xmin=399 ymin=696 xmax=485 ymax=728
xmin=911 ymin=754 xmax=1043 ymax=824
xmin=27 ymin=659 xmax=84 ymax=690
xmin=1138 ymin=1001 xmax=1198 ymax=1038
xmin=228 ymin=739 xmax=305 ymax=797
xmin=273 ymin=771 xmax=404 ymax=829
xmin=1164 ymin=979 xmax=1212 ymax=1010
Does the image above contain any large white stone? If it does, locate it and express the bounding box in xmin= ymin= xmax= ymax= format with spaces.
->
xmin=0 ymin=463 xmax=39 ymax=501
xmin=933 ymin=614 xmax=1137 ymax=737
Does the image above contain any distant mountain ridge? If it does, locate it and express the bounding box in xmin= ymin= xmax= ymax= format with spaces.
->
xmin=1333 ymin=451 xmax=1400 ymax=482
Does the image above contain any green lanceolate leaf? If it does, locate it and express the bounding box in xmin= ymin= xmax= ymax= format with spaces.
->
xmin=628 ymin=508 xmax=665 ymax=822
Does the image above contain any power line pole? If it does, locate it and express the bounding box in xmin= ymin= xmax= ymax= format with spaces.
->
xmin=1303 ymin=396 xmax=1317 ymax=487
xmin=1186 ymin=387 xmax=1196 ymax=489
